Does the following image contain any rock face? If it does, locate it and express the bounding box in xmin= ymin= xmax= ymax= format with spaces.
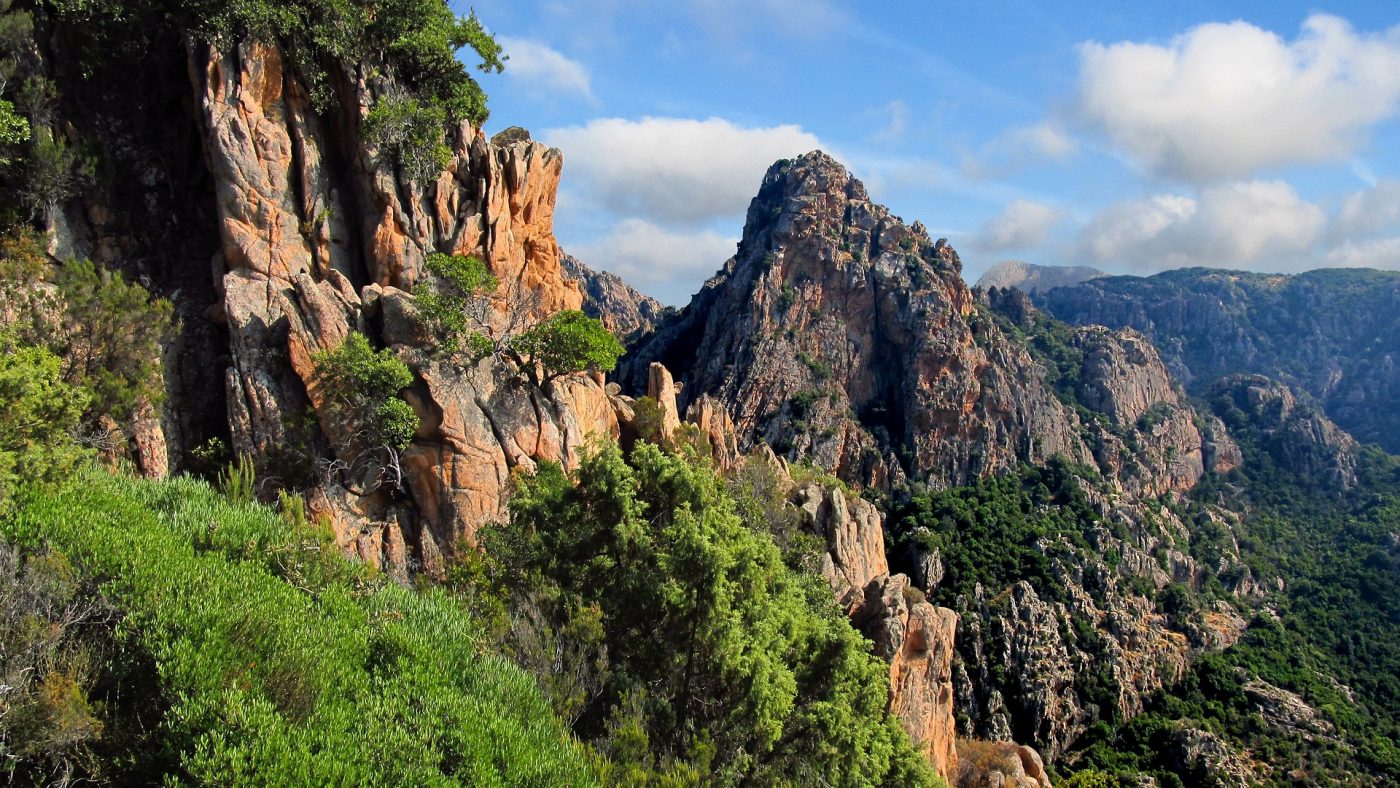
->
xmin=1037 ymin=267 xmax=1400 ymax=452
xmin=1208 ymin=375 xmax=1357 ymax=489
xmin=1073 ymin=325 xmax=1240 ymax=496
xmin=561 ymin=253 xmax=667 ymax=339
xmin=624 ymin=152 xmax=1090 ymax=490
xmin=975 ymin=260 xmax=1105 ymax=295
xmin=190 ymin=41 xmax=616 ymax=572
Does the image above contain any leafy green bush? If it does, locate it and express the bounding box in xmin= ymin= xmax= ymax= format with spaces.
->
xmin=412 ymin=251 xmax=497 ymax=355
xmin=311 ymin=333 xmax=418 ymax=490
xmin=2 ymin=468 xmax=597 ymax=785
xmin=0 ymin=336 xmax=89 ymax=506
xmin=483 ymin=441 xmax=940 ymax=786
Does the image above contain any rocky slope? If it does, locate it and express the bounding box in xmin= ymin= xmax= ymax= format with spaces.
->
xmin=561 ymin=252 xmax=667 ymax=339
xmin=622 ymin=153 xmax=1272 ymax=773
xmin=1036 ymin=267 xmax=1400 ymax=452
xmin=975 ymin=260 xmax=1105 ymax=294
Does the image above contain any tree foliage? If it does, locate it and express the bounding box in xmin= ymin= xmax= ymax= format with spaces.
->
xmin=311 ymin=332 xmax=418 ymax=490
xmin=512 ymin=309 xmax=624 ymax=384
xmin=481 ymin=441 xmax=939 ymax=786
xmin=0 ymin=232 xmax=171 ymax=442
xmin=413 ymin=253 xmax=622 ymax=387
xmin=0 ymin=336 xmax=89 ymax=506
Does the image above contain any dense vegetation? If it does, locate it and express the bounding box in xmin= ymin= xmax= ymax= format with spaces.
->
xmin=1059 ymin=395 xmax=1400 ymax=785
xmin=888 ymin=458 xmax=1102 ymax=608
xmin=0 ymin=469 xmax=595 ymax=785
xmin=461 ymin=441 xmax=941 ymax=786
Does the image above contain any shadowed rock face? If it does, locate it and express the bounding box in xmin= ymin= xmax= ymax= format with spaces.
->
xmin=560 ymin=252 xmax=667 ymax=340
xmin=623 ymin=152 xmax=1091 ymax=491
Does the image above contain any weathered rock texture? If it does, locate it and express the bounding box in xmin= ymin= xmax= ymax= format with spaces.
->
xmin=191 ymin=41 xmax=616 ymax=573
xmin=561 ymin=252 xmax=667 ymax=339
xmin=1207 ymin=374 xmax=1358 ymax=489
xmin=624 ymin=152 xmax=1091 ymax=491
xmin=1038 ymin=267 xmax=1400 ymax=452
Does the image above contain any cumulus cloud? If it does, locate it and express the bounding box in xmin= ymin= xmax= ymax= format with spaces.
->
xmin=1078 ymin=181 xmax=1326 ymax=270
xmin=542 ymin=117 xmax=826 ymax=224
xmin=963 ymin=122 xmax=1077 ymax=179
xmin=498 ymin=37 xmax=594 ymax=101
xmin=1075 ymin=15 xmax=1400 ymax=182
xmin=975 ymin=200 xmax=1063 ymax=251
xmin=568 ymin=218 xmax=737 ymax=304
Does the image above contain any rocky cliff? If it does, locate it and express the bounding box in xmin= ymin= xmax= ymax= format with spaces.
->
xmin=561 ymin=252 xmax=667 ymax=340
xmin=1036 ymin=267 xmax=1400 ymax=453
xmin=53 ymin=34 xmax=624 ymax=576
xmin=623 ymin=152 xmax=1091 ymax=491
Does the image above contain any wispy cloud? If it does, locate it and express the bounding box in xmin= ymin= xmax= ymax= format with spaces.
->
xmin=498 ymin=36 xmax=596 ymax=103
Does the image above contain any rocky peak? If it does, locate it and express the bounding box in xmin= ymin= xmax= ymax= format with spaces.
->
xmin=623 ymin=152 xmax=1089 ymax=490
xmin=974 ymin=260 xmax=1105 ymax=295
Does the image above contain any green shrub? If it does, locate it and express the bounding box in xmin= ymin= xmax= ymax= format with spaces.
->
xmin=311 ymin=333 xmax=418 ymax=490
xmin=0 ymin=335 xmax=89 ymax=507
xmin=510 ymin=310 xmax=623 ymax=386
xmin=488 ymin=441 xmax=940 ymax=786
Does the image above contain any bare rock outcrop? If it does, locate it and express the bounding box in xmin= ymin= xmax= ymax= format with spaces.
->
xmin=561 ymin=252 xmax=667 ymax=339
xmin=852 ymin=574 xmax=959 ymax=776
xmin=974 ymin=260 xmax=1105 ymax=295
xmin=195 ymin=40 xmax=612 ymax=574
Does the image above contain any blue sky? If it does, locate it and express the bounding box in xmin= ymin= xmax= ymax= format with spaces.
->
xmin=457 ymin=1 xmax=1400 ymax=304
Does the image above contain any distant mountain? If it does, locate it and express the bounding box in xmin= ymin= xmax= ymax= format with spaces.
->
xmin=975 ymin=260 xmax=1105 ymax=293
xmin=560 ymin=252 xmax=668 ymax=340
xmin=1036 ymin=267 xmax=1400 ymax=452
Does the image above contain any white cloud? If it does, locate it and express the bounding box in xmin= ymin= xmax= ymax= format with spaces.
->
xmin=1075 ymin=14 xmax=1400 ymax=182
xmin=498 ymin=37 xmax=594 ymax=101
xmin=543 ymin=117 xmax=826 ymax=224
xmin=964 ymin=122 xmax=1077 ymax=179
xmin=1078 ymin=181 xmax=1326 ymax=270
xmin=569 ymin=218 xmax=738 ymax=304
xmin=976 ymin=200 xmax=1063 ymax=251
xmin=1334 ymin=178 xmax=1400 ymax=238
xmin=1325 ymin=236 xmax=1400 ymax=268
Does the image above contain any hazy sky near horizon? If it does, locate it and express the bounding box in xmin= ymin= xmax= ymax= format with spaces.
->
xmin=459 ymin=1 xmax=1400 ymax=304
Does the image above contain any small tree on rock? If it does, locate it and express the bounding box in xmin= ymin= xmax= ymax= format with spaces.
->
xmin=310 ymin=332 xmax=419 ymax=492
xmin=412 ymin=252 xmax=622 ymax=386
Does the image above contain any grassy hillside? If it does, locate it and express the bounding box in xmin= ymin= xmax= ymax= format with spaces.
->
xmin=0 ymin=468 xmax=596 ymax=786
